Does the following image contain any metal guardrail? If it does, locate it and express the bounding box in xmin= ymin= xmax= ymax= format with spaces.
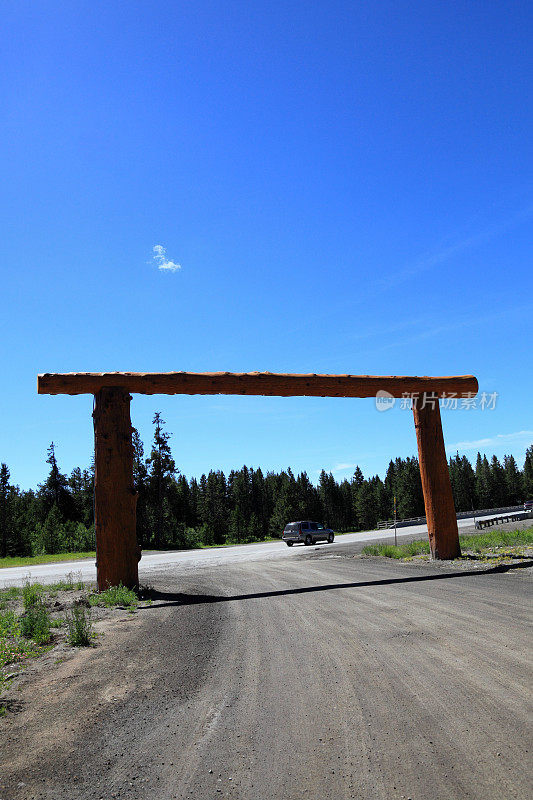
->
xmin=377 ymin=505 xmax=526 ymax=531
xmin=475 ymin=511 xmax=533 ymax=529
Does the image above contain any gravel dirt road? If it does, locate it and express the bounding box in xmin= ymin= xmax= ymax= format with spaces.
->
xmin=2 ymin=545 xmax=531 ymax=800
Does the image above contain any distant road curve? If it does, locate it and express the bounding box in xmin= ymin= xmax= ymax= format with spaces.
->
xmin=0 ymin=512 xmax=510 ymax=588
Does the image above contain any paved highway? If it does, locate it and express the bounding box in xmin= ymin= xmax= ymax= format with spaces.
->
xmin=0 ymin=513 xmax=506 ymax=588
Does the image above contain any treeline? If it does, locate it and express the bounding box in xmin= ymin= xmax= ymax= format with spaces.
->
xmin=1 ymin=414 xmax=532 ymax=557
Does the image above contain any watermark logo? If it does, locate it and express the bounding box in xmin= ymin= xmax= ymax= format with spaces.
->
xmin=375 ymin=390 xmax=396 ymax=412
xmin=375 ymin=390 xmax=499 ymax=412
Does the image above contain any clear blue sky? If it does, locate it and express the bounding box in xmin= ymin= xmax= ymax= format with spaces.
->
xmin=1 ymin=1 xmax=532 ymax=490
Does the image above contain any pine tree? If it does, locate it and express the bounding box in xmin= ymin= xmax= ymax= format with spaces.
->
xmin=0 ymin=464 xmax=12 ymax=558
xmin=449 ymin=452 xmax=476 ymax=511
xmin=268 ymin=492 xmax=295 ymax=538
xmin=199 ymin=470 xmax=228 ymax=544
xmin=250 ymin=468 xmax=268 ymax=539
xmin=475 ymin=453 xmax=492 ymax=509
xmin=318 ymin=470 xmax=339 ymax=527
xmin=351 ymin=466 xmax=365 ymax=529
xmin=356 ymin=480 xmax=377 ymax=530
xmin=268 ymin=470 xmax=299 ymax=537
xmin=523 ymin=445 xmax=533 ymax=500
xmin=396 ymin=457 xmax=424 ymax=518
xmin=188 ymin=478 xmax=200 ymax=528
xmin=295 ymin=471 xmax=321 ymax=522
xmin=171 ymin=474 xmax=193 ymax=528
xmin=40 ymin=504 xmax=66 ymax=554
xmin=488 ymin=455 xmax=506 ymax=507
xmin=227 ymin=467 xmax=252 ymax=543
xmin=503 ymin=454 xmax=523 ymax=506
xmin=132 ymin=428 xmax=149 ymax=546
xmin=68 ymin=466 xmax=94 ymax=526
xmin=146 ymin=414 xmax=177 ymax=548
xmin=384 ymin=460 xmax=396 ymax=498
xmin=352 ymin=466 xmax=364 ymax=488
xmin=38 ymin=442 xmax=73 ymax=522
xmin=10 ymin=488 xmax=36 ymax=557
xmin=338 ymin=479 xmax=354 ymax=531
xmin=372 ymin=476 xmax=390 ymax=522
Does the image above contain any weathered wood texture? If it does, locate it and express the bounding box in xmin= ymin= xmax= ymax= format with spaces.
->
xmin=413 ymin=402 xmax=461 ymax=560
xmin=38 ymin=371 xmax=478 ymax=398
xmin=93 ymin=388 xmax=139 ymax=590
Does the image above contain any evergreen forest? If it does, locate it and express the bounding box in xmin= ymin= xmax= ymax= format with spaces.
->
xmin=1 ymin=414 xmax=531 ymax=557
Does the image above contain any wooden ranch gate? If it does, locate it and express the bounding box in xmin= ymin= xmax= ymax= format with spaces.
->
xmin=37 ymin=372 xmax=478 ymax=590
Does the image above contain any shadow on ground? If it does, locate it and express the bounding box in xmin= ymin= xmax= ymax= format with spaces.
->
xmin=138 ymin=560 xmax=533 ymax=609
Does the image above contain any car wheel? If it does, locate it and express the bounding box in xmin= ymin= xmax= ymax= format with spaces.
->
xmin=305 ymin=534 xmax=312 ymax=546
xmin=328 ymin=533 xmax=334 ymax=543
xmin=286 ymin=541 xmax=293 ymax=547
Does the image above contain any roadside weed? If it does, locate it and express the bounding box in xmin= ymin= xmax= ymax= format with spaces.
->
xmin=22 ymin=581 xmax=44 ymax=610
xmin=65 ymin=604 xmax=94 ymax=646
xmin=20 ymin=603 xmax=51 ymax=645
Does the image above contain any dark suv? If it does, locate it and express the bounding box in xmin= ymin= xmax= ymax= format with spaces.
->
xmin=282 ymin=521 xmax=335 ymax=547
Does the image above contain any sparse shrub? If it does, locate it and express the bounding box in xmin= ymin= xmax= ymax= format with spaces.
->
xmin=20 ymin=603 xmax=51 ymax=644
xmin=65 ymin=604 xmax=93 ymax=646
xmin=22 ymin=581 xmax=44 ymax=610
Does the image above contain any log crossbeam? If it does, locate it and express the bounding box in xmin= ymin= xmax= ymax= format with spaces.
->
xmin=38 ymin=370 xmax=478 ymax=588
xmin=38 ymin=371 xmax=478 ymax=398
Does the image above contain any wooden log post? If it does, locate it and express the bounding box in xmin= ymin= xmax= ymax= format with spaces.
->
xmin=93 ymin=388 xmax=139 ymax=590
xmin=413 ymin=400 xmax=461 ymax=560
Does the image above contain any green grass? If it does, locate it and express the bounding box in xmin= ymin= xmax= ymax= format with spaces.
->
xmin=458 ymin=528 xmax=533 ymax=552
xmin=362 ymin=540 xmax=430 ymax=558
xmin=0 ymin=551 xmax=96 ymax=569
xmin=88 ymin=583 xmax=138 ymax=609
xmin=362 ymin=528 xmax=533 ymax=559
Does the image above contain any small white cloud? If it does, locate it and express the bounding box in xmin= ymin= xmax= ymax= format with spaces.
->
xmin=446 ymin=430 xmax=533 ymax=452
xmin=332 ymin=462 xmax=358 ymax=473
xmin=152 ymin=244 xmax=181 ymax=272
